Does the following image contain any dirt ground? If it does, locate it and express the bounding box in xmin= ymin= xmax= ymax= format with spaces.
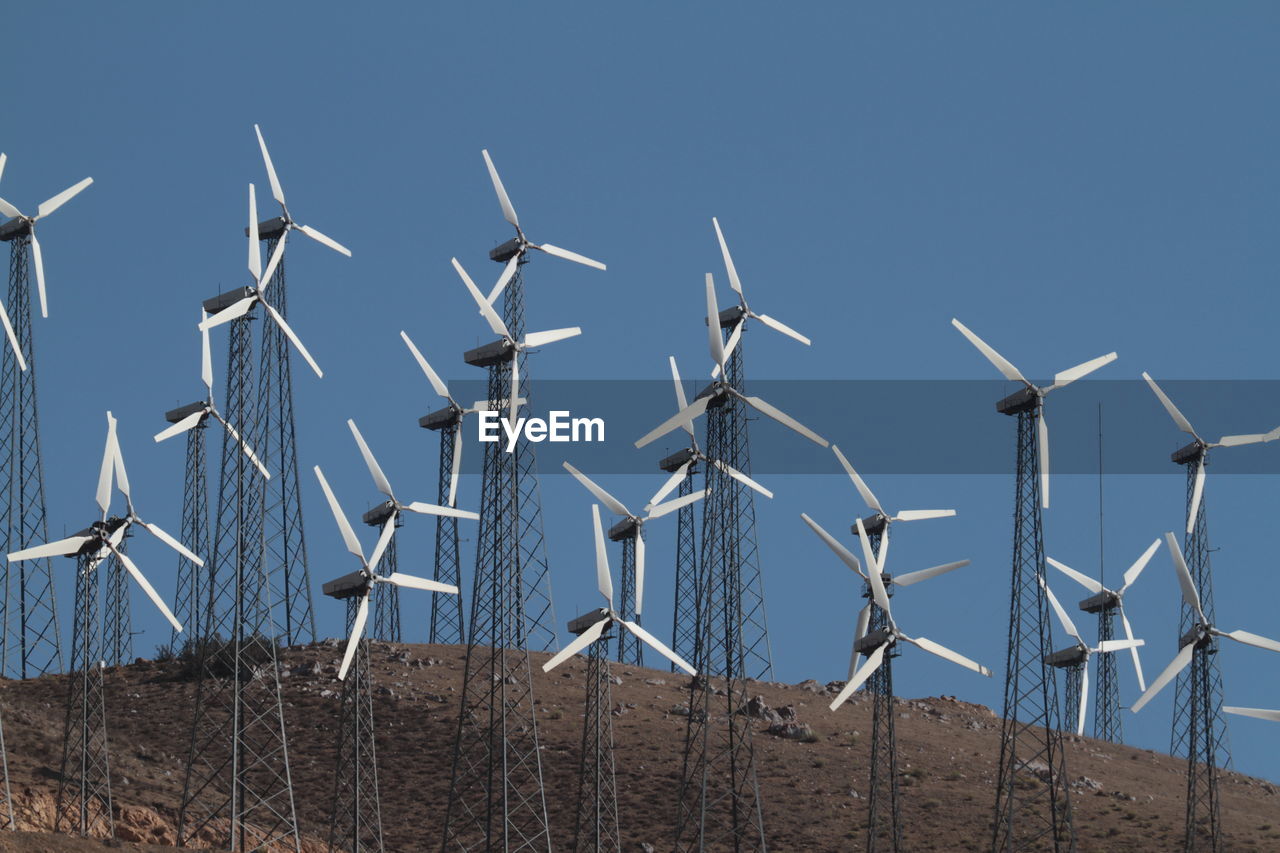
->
xmin=0 ymin=641 xmax=1276 ymax=851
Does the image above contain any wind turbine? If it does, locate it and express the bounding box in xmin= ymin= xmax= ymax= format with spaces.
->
xmin=479 ymin=149 xmax=606 ymax=305
xmin=709 ymin=217 xmax=810 ymax=378
xmin=542 ymin=505 xmax=694 ymax=675
xmin=562 ymin=462 xmax=706 ymax=629
xmin=198 ymin=184 xmax=325 ymax=378
xmin=951 ymin=318 xmax=1116 ymax=508
xmin=453 ymin=256 xmax=581 ymax=426
xmin=1040 ymin=574 xmax=1145 ymax=736
xmin=401 ymin=329 xmax=524 ymax=506
xmin=8 ymin=412 xmax=192 ymax=632
xmin=252 ymin=123 xmax=352 ymax=284
xmin=1131 ymin=532 xmax=1280 ymax=713
xmin=0 ymin=170 xmax=93 ymax=321
xmin=1047 ymin=538 xmax=1161 ymax=692
xmin=1141 ymin=371 xmax=1279 ymax=534
xmin=636 ymin=274 xmax=828 ymax=450
xmin=154 ymin=311 xmax=270 ymax=479
xmin=314 ymin=466 xmax=458 ymax=680
xmin=346 ymin=419 xmax=480 ymax=530
xmin=829 ymin=517 xmax=990 ymax=710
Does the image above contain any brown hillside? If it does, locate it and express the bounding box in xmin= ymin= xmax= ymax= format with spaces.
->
xmin=0 ymin=642 xmax=1277 ymax=851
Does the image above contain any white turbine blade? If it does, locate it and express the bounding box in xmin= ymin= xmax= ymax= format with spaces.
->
xmin=737 ymin=391 xmax=829 ymax=447
xmin=1220 ymin=629 xmax=1280 ymax=655
xmin=199 ymin=296 xmax=256 ymax=330
xmin=1224 ymin=707 xmax=1280 ymax=723
xmin=400 ymin=331 xmax=453 ymax=402
xmin=1096 ymin=639 xmax=1145 ymax=653
xmin=1040 ymin=576 xmax=1083 ymax=646
xmin=893 ymin=510 xmax=956 ymax=522
xmin=830 ymin=643 xmax=887 ymax=711
xmin=138 ymin=520 xmax=204 ymax=567
xmin=338 ymin=594 xmax=370 ymax=680
xmin=563 ymin=462 xmax=631 ymax=518
xmin=646 ymin=489 xmax=706 ymax=521
xmin=1131 ymin=642 xmax=1194 ymax=713
xmin=668 ymin=356 xmax=694 ymax=438
xmin=385 ymin=572 xmax=459 ymax=596
xmin=647 ymin=461 xmax=692 ymax=511
xmin=800 ymin=513 xmax=864 ymax=578
xmin=1038 ymin=410 xmax=1050 ymax=509
xmin=711 ymin=217 xmax=743 ymax=296
xmin=1077 ymin=666 xmax=1089 ymax=736
xmin=261 ymin=300 xmax=323 ymax=378
xmin=950 ymin=319 xmax=1028 ymax=384
xmin=635 ymin=397 xmax=710 ymax=449
xmin=0 ymin=296 xmax=25 ymax=372
xmin=314 ymin=465 xmax=365 ymax=564
xmin=0 ymin=153 xmax=5 ymax=182
xmin=635 ymin=532 xmax=646 ymax=616
xmin=1187 ymin=456 xmax=1205 ymax=535
xmin=109 ymin=413 xmax=131 ymax=507
xmin=449 ymin=433 xmax=463 ymax=507
xmin=111 ymin=544 xmax=183 ymax=633
xmin=856 ymin=518 xmax=892 ymax=616
xmin=712 ymin=320 xmax=743 ymax=380
xmin=1165 ymin=532 xmax=1204 ymax=623
xmin=0 ymin=195 xmax=17 ymax=220
xmin=622 ymin=620 xmax=694 ymax=675
xmin=894 ymin=560 xmax=970 ymax=587
xmin=211 ymin=410 xmax=270 ymax=480
xmin=348 ymin=419 xmax=394 ymax=499
xmin=486 ymin=255 xmax=520 ymax=305
xmin=542 ymin=620 xmax=606 ymax=673
xmin=97 ymin=414 xmax=115 ymax=515
xmin=254 ymin=124 xmax=286 ymax=208
xmin=523 ymin=327 xmax=582 ymax=348
xmin=705 ymin=273 xmax=727 ymax=375
xmin=36 ymin=177 xmax=92 ymax=219
xmin=260 ymin=229 xmax=287 ymax=287
xmin=367 ymin=517 xmax=397 ymax=570
xmin=453 ymin=257 xmax=510 ymax=339
xmin=248 ymin=184 xmax=262 ymax=282
xmin=831 ymin=445 xmax=882 ymax=514
xmin=753 ymin=313 xmax=811 ymax=346
xmin=297 ymin=224 xmax=352 ymax=257
xmin=509 ymin=350 xmax=519 ymax=429
xmin=592 ymin=504 xmax=613 ymax=607
xmin=855 ymin=603 xmax=871 ymax=645
xmin=9 ymin=535 xmax=92 ymax=561
xmin=1120 ymin=606 xmax=1146 ymax=692
xmin=1046 ymin=557 xmax=1103 ymax=595
xmin=481 ymin=149 xmax=520 ymax=229
xmin=711 ymin=459 xmax=773 ymax=499
xmin=30 ymin=233 xmax=47 ymax=318
xmin=154 ymin=410 xmax=205 ymax=443
xmin=1141 ymin=372 xmax=1199 ymax=439
xmin=1215 ymin=432 xmax=1269 ymax=447
xmin=200 ymin=310 xmax=213 ymax=392
xmin=534 ymin=242 xmax=606 ymax=270
xmin=1120 ymin=538 xmax=1163 ymax=593
xmin=404 ymin=501 xmax=481 ymax=521
xmin=878 ymin=524 xmax=890 ymax=570
xmin=1049 ymin=352 xmax=1117 ymax=391
xmin=903 ymin=635 xmax=993 ymax=677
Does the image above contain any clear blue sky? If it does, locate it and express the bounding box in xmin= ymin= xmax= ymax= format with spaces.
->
xmin=6 ymin=3 xmax=1280 ymax=781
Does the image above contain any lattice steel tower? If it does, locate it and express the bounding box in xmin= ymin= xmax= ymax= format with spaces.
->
xmin=418 ymin=403 xmax=465 ymax=645
xmin=990 ymin=399 xmax=1075 ymax=852
xmin=324 ymin=576 xmax=385 ymax=853
xmin=441 ymin=254 xmax=555 ymax=852
xmin=364 ymin=504 xmax=401 ymax=642
xmin=663 ymin=447 xmax=699 ymax=674
xmin=179 ymin=300 xmax=300 ymax=851
xmin=59 ymin=545 xmax=115 ymax=839
xmin=569 ymin=610 xmax=621 ymax=853
xmin=0 ymin=222 xmax=62 ymax=678
xmin=165 ymin=408 xmax=212 ymax=644
xmin=102 ymin=541 xmax=132 ymax=666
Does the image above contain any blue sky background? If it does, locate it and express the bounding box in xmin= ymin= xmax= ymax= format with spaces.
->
xmin=6 ymin=3 xmax=1280 ymax=781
